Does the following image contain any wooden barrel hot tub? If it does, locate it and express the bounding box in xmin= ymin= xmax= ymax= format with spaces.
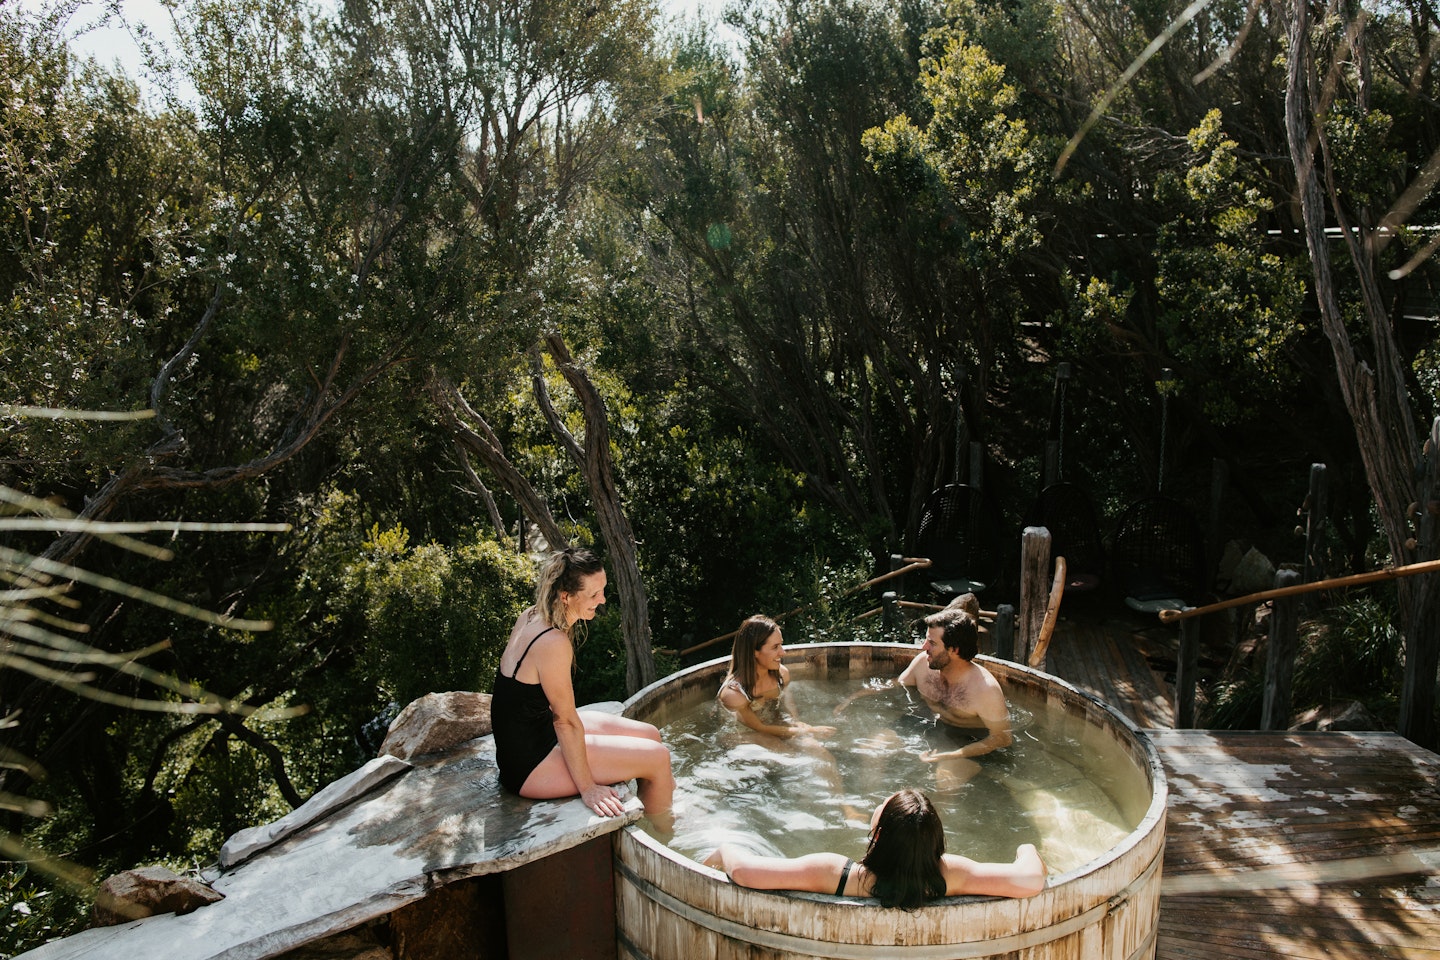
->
xmin=616 ymin=642 xmax=1167 ymax=960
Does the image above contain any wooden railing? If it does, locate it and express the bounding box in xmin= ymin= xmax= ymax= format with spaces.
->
xmin=1160 ymin=557 xmax=1440 ymax=728
xmin=676 ymin=556 xmax=934 ymax=657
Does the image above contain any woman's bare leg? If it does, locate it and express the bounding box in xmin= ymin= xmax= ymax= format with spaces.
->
xmin=520 ymin=733 xmax=675 ymax=819
xmin=577 ymin=710 xmax=663 ymax=742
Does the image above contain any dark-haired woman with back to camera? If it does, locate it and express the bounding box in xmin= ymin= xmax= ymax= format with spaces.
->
xmin=491 ymin=547 xmax=675 ymax=828
xmin=703 ymin=788 xmax=1045 ymax=907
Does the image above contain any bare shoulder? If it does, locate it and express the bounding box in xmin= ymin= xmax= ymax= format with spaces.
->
xmin=529 ymin=628 xmax=572 ymax=662
xmin=973 ymin=665 xmax=1009 ymax=713
xmin=975 ymin=663 xmax=1007 ymax=697
xmin=778 ymin=663 xmax=792 ymax=683
xmin=718 ymin=677 xmax=748 ymax=710
xmin=510 ymin=624 xmax=571 ymax=681
xmin=899 ymin=651 xmax=928 ymax=684
xmin=975 ymin=662 xmax=1004 ymax=687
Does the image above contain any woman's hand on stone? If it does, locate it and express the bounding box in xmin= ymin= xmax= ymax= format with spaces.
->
xmin=581 ymin=783 xmax=626 ymax=817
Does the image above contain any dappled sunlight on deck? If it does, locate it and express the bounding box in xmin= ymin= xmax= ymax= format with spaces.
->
xmin=1152 ymin=729 xmax=1440 ymax=960
xmin=1022 ymin=612 xmax=1440 ymax=959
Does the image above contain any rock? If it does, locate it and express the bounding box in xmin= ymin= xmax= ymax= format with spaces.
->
xmin=379 ymin=691 xmax=493 ymax=760
xmin=1229 ymin=547 xmax=1277 ymax=596
xmin=92 ymin=866 xmax=224 ymax=927
xmin=1215 ymin=540 xmax=1247 ymax=588
xmin=219 ymin=755 xmax=412 ymax=870
xmin=1290 ymin=700 xmax=1381 ymax=732
xmin=944 ymin=592 xmax=980 ymax=618
xmin=1325 ymin=700 xmax=1380 ymax=731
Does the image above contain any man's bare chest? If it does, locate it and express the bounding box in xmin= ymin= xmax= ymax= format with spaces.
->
xmin=917 ymin=672 xmax=978 ymax=713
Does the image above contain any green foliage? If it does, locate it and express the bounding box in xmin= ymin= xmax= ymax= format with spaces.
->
xmin=1204 ymin=594 xmax=1404 ymax=730
xmin=862 ymin=23 xmax=1049 ymax=261
xmin=1151 ymin=111 xmax=1305 ymax=424
xmin=265 ymin=488 xmax=532 ymax=710
xmin=348 ymin=531 xmax=533 ymax=706
xmin=1319 ymin=97 xmax=1404 ymax=212
xmin=1293 ymin=595 xmax=1403 ymax=707
xmin=0 ymin=864 xmax=90 ymax=958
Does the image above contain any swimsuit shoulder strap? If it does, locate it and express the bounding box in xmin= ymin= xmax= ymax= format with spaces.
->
xmin=719 ymin=675 xmax=750 ymax=702
xmin=835 ymin=858 xmax=855 ymax=897
xmin=506 ymin=625 xmax=558 ymax=678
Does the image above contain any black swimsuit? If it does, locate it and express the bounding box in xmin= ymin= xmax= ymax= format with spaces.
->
xmin=492 ymin=627 xmax=560 ymax=794
xmin=835 ymin=858 xmax=855 ymax=896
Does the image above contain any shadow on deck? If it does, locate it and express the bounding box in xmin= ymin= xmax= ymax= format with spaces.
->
xmin=1030 ymin=611 xmax=1440 ymax=960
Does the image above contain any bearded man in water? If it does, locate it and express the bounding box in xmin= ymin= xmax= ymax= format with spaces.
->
xmin=896 ymin=608 xmax=1012 ymax=785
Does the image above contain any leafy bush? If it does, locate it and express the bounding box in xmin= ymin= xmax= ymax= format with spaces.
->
xmin=1202 ymin=593 xmax=1403 ymax=729
xmin=349 ymin=529 xmax=533 ymax=706
xmin=0 ymin=864 xmax=90 ymax=959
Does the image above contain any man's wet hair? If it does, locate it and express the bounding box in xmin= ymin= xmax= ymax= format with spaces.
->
xmin=922 ymin=608 xmax=979 ymax=661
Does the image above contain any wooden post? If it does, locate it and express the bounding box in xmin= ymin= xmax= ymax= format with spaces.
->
xmin=882 ymin=591 xmax=900 ymax=637
xmin=1399 ymin=418 xmax=1440 ymax=747
xmin=1300 ymin=463 xmax=1327 ymax=616
xmin=993 ymin=603 xmax=1016 ymax=661
xmin=1302 ymin=464 xmax=1328 ymax=585
xmin=1261 ymin=569 xmax=1303 ymax=730
xmin=1019 ymin=527 xmax=1051 ymax=666
xmin=1044 ymin=362 xmax=1071 ymax=491
xmin=889 ymin=553 xmax=907 ymax=602
xmin=969 ymin=442 xmax=984 ymax=491
xmin=1175 ymin=618 xmax=1200 ymax=729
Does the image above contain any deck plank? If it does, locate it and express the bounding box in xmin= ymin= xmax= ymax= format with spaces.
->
xmin=1151 ymin=729 xmax=1440 ymax=960
xmin=1043 ymin=615 xmax=1177 ymax=729
xmin=1034 ymin=617 xmax=1440 ymax=958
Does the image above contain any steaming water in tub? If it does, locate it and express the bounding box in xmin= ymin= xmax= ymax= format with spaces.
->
xmin=646 ymin=668 xmax=1149 ymax=875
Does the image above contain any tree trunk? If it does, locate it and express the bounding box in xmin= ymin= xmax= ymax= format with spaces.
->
xmin=1284 ymin=0 xmax=1438 ymax=748
xmin=534 ymin=335 xmax=656 ymax=694
xmin=426 ymin=374 xmax=568 ymax=553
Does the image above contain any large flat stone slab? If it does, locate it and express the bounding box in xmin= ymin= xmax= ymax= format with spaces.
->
xmin=19 ymin=735 xmax=641 ymax=960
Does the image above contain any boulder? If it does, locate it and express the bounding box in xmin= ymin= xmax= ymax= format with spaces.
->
xmin=379 ymin=691 xmax=493 ymax=760
xmin=92 ymin=866 xmax=224 ymax=927
xmin=1290 ymin=700 xmax=1381 ymax=732
xmin=1229 ymin=547 xmax=1277 ymax=596
xmin=1325 ymin=700 xmax=1381 ymax=731
xmin=1215 ymin=540 xmax=1247 ymax=587
xmin=218 ymin=754 xmax=412 ymax=870
xmin=944 ymin=592 xmax=981 ymax=618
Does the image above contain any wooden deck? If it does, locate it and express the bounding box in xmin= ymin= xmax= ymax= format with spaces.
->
xmin=1041 ymin=613 xmax=1180 ymax=729
xmin=1031 ymin=616 xmax=1440 ymax=960
xmin=1031 ymin=613 xmax=1440 ymax=960
xmin=1151 ymin=730 xmax=1440 ymax=959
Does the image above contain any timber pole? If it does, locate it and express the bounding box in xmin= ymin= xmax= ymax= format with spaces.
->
xmin=1260 ymin=569 xmax=1303 ymax=730
xmin=1019 ymin=527 xmax=1051 ymax=666
xmin=1399 ymin=418 xmax=1440 ymax=748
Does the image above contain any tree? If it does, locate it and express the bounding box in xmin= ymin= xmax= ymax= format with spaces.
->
xmin=1283 ymin=0 xmax=1440 ymax=748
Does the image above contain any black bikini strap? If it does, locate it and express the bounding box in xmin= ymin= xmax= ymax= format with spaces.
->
xmin=835 ymin=858 xmax=855 ymax=897
xmin=507 ymin=626 xmax=557 ymax=678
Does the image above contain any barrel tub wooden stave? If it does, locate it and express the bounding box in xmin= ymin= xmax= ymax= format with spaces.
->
xmin=618 ymin=643 xmax=1167 ymax=960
